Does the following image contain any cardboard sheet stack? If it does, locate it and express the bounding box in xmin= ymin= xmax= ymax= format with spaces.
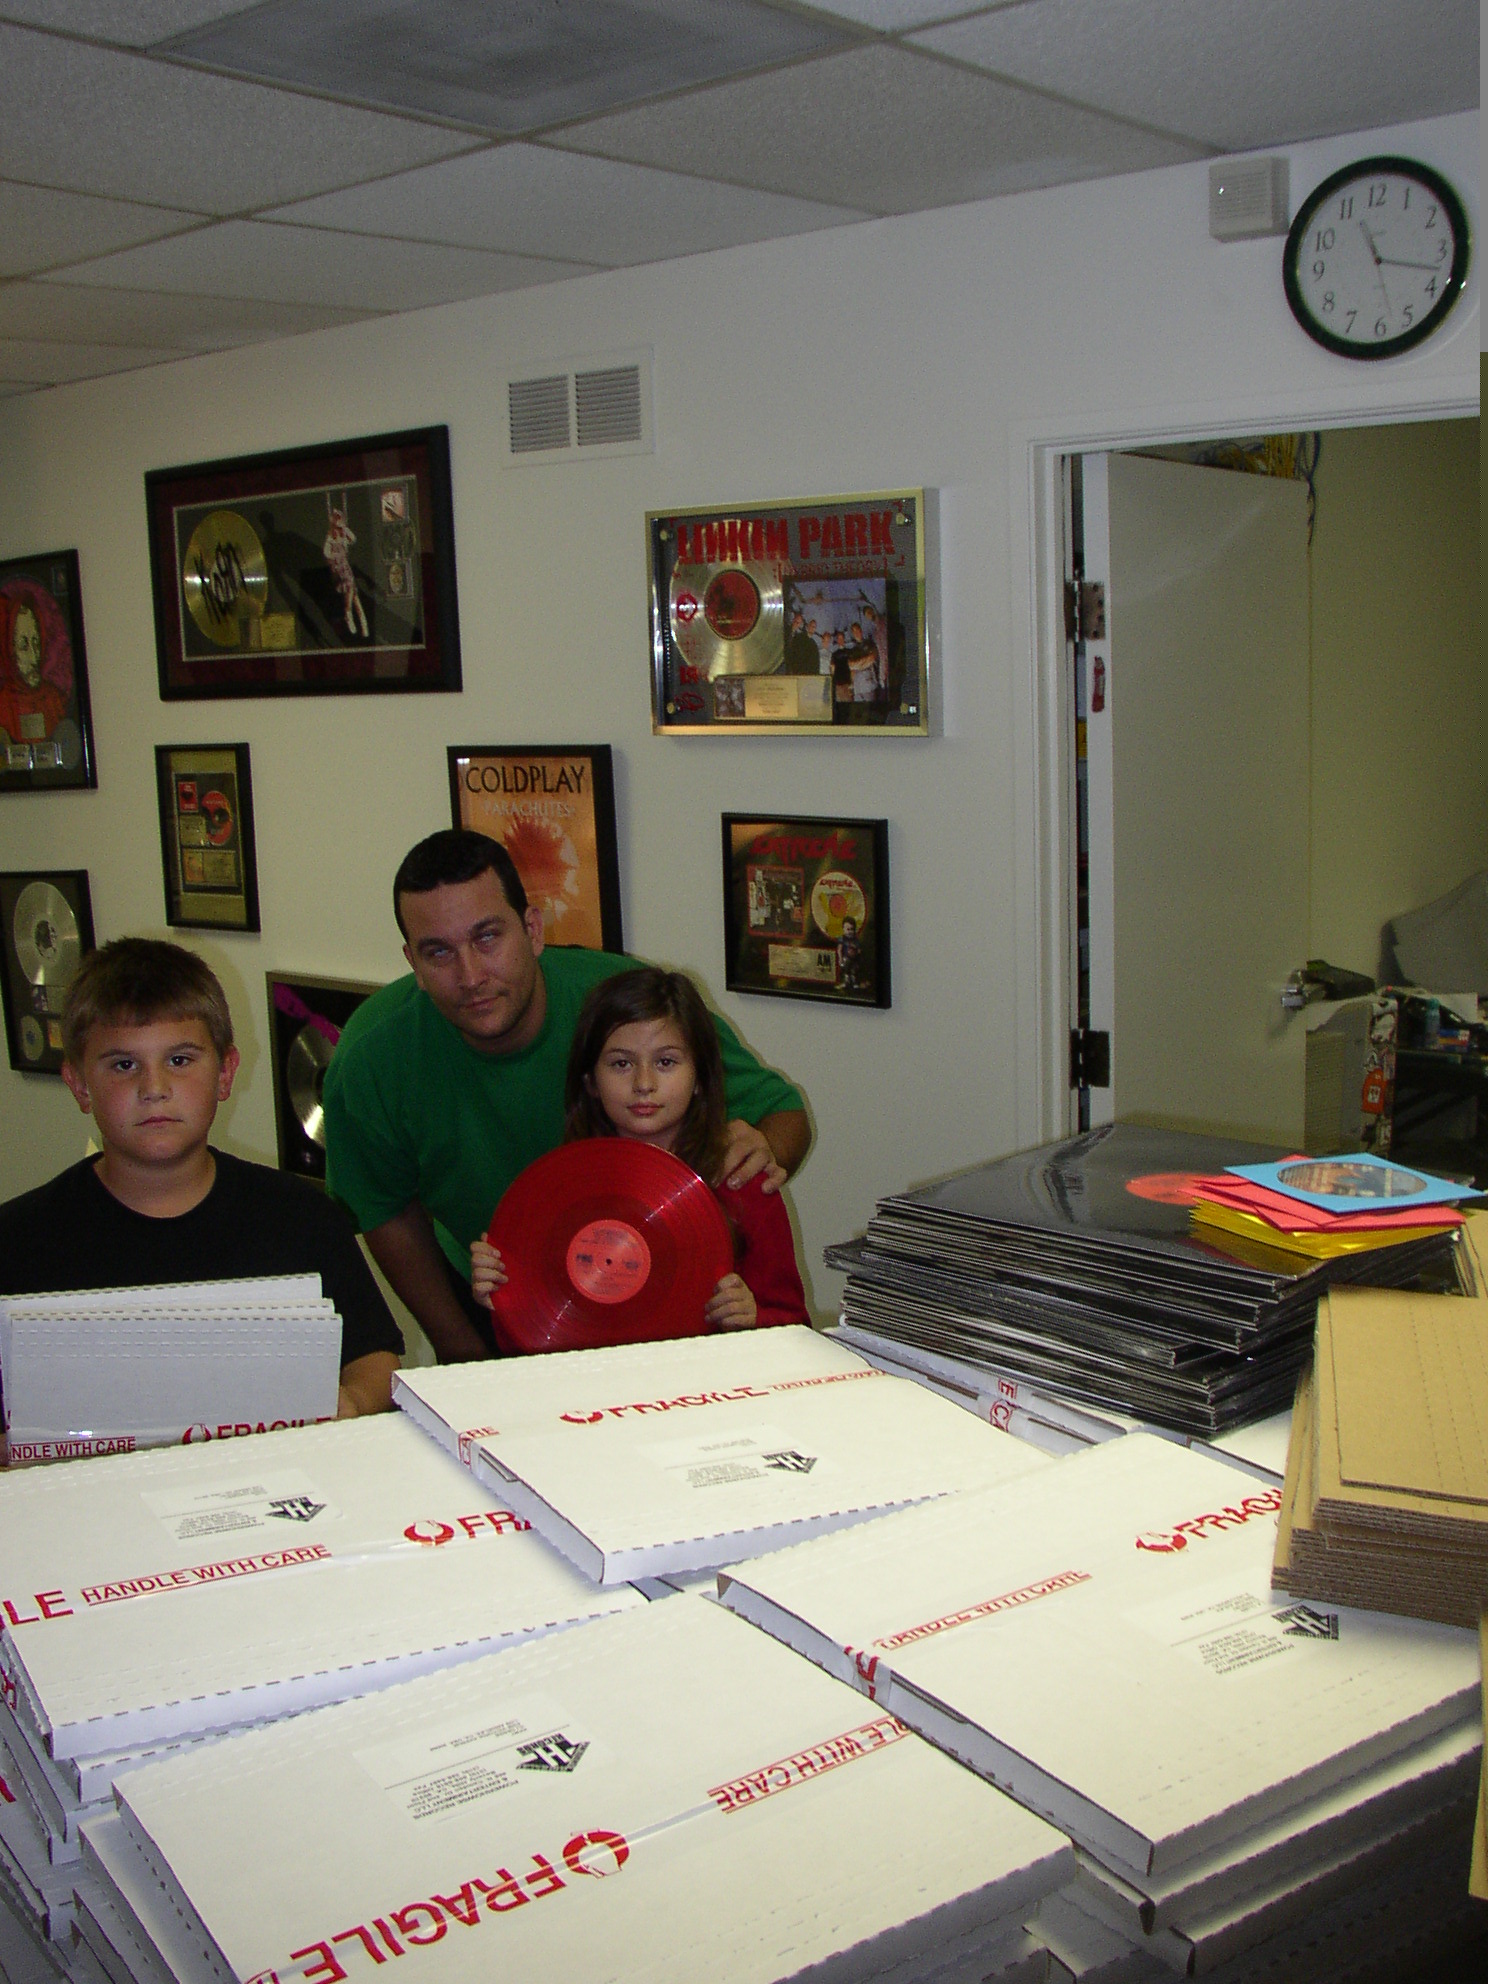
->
xmin=76 ymin=1600 xmax=1075 ymax=1984
xmin=0 ymin=1414 xmax=636 ymax=1966
xmin=0 ymin=1277 xmax=342 ymax=1461
xmin=825 ymin=1125 xmax=1463 ymax=1437
xmin=393 ymin=1325 xmax=1049 ymax=1582
xmin=1274 ymin=1287 xmax=1488 ymax=1630
xmin=717 ymin=1434 xmax=1486 ymax=1981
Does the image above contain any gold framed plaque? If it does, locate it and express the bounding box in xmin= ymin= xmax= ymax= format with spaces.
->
xmin=648 ymin=490 xmax=931 ymax=735
xmin=156 ymin=743 xmax=261 ymax=933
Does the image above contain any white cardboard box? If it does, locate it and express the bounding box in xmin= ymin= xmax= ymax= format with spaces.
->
xmin=716 ymin=1433 xmax=1479 ymax=1878
xmin=1 ymin=1278 xmax=339 ymax=1458
xmin=404 ymin=1328 xmax=1048 ymax=1582
xmin=103 ymin=1598 xmax=1073 ymax=1984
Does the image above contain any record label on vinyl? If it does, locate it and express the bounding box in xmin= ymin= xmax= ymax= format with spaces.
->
xmin=670 ymin=559 xmax=784 ymax=680
xmin=13 ymin=879 xmax=81 ymax=1011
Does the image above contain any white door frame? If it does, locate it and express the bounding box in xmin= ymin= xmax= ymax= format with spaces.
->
xmin=1010 ymin=379 xmax=1479 ymax=1156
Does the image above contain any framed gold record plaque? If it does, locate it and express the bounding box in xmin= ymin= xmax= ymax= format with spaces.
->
xmin=266 ymin=972 xmax=381 ymax=1183
xmin=0 ymin=869 xmax=95 ymax=1074
xmin=156 ymin=743 xmax=260 ymax=933
xmin=722 ymin=814 xmax=890 ymax=1007
xmin=145 ymin=427 xmax=460 ymax=700
xmin=648 ymin=491 xmax=932 ymax=735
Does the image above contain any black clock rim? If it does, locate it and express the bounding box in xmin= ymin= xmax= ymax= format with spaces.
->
xmin=1282 ymin=154 xmax=1471 ymax=361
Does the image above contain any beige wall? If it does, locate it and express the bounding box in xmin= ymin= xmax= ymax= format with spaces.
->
xmin=1308 ymin=418 xmax=1483 ymax=979
xmin=0 ymin=111 xmax=1477 ymax=1322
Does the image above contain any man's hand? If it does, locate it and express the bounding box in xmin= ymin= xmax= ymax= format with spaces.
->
xmin=336 ymin=1350 xmax=401 ymax=1418
xmin=363 ymin=1202 xmax=493 ymax=1364
xmin=469 ymin=1239 xmax=507 ymax=1310
xmin=718 ymin=1108 xmax=811 ymax=1195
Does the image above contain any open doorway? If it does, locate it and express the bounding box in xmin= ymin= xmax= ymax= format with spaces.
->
xmin=1051 ymin=415 xmax=1481 ymax=1147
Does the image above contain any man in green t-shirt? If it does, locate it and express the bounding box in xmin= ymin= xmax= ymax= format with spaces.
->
xmin=324 ymin=830 xmax=810 ymax=1363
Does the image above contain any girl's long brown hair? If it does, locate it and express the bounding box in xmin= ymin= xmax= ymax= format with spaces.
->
xmin=563 ymin=968 xmax=727 ymax=1180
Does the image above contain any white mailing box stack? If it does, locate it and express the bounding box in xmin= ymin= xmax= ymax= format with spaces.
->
xmin=393 ymin=1325 xmax=1051 ymax=1582
xmin=0 ymin=1278 xmax=342 ymax=1462
xmin=717 ymin=1433 xmax=1485 ymax=1982
xmin=82 ymin=1599 xmax=1074 ymax=1984
xmin=0 ymin=1414 xmax=637 ymax=1961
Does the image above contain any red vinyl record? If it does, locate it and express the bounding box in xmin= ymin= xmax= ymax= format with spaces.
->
xmin=487 ymin=1140 xmax=735 ymax=1355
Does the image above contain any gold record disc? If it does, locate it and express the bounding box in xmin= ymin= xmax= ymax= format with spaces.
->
xmin=182 ymin=509 xmax=269 ymax=647
xmin=13 ymin=881 xmax=81 ymax=1007
xmin=670 ymin=560 xmax=784 ymax=679
xmin=286 ymin=1022 xmax=335 ymax=1148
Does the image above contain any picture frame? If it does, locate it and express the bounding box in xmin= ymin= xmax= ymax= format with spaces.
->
xmin=722 ymin=814 xmax=890 ymax=1007
xmin=156 ymin=743 xmax=261 ymax=933
xmin=266 ymin=972 xmax=382 ymax=1183
xmin=0 ymin=549 xmax=96 ymax=791
xmin=145 ymin=426 xmax=461 ymax=699
xmin=0 ymin=868 xmax=95 ymax=1074
xmin=449 ymin=744 xmax=623 ymax=953
xmin=648 ymin=490 xmax=931 ymax=735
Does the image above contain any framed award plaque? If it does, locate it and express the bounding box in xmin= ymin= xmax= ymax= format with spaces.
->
xmin=449 ymin=743 xmax=623 ymax=952
xmin=649 ymin=491 xmax=931 ymax=735
xmin=156 ymin=743 xmax=261 ymax=933
xmin=0 ymin=549 xmax=96 ymax=792
xmin=722 ymin=814 xmax=890 ymax=1007
xmin=267 ymin=972 xmax=381 ymax=1183
xmin=145 ymin=426 xmax=461 ymax=700
xmin=0 ymin=868 xmax=96 ymax=1073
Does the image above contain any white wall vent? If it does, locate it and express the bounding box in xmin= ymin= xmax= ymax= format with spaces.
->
xmin=501 ymin=348 xmax=653 ymax=464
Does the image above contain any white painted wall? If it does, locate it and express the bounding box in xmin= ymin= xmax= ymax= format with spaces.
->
xmin=0 ymin=111 xmax=1477 ymax=1323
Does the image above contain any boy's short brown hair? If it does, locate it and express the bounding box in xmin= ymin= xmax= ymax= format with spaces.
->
xmin=62 ymin=939 xmax=234 ymax=1063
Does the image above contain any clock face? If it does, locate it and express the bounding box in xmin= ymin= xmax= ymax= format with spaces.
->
xmin=1283 ymin=155 xmax=1470 ymax=359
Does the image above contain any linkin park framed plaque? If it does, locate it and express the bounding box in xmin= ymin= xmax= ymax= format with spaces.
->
xmin=649 ymin=491 xmax=932 ymax=735
xmin=722 ymin=813 xmax=890 ymax=1007
xmin=156 ymin=743 xmax=261 ymax=933
xmin=449 ymin=744 xmax=623 ymax=953
xmin=146 ymin=427 xmax=461 ymax=700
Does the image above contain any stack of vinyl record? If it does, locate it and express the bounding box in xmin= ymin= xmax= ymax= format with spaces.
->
xmin=826 ymin=1125 xmax=1465 ymax=1436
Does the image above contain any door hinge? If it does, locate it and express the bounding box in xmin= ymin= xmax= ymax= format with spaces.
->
xmin=1069 ymin=1027 xmax=1111 ymax=1089
xmin=1063 ymin=579 xmax=1106 ymax=643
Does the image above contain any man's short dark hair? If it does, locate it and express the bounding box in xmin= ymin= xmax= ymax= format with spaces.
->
xmin=63 ymin=938 xmax=233 ymax=1063
xmin=393 ymin=830 xmax=528 ymax=936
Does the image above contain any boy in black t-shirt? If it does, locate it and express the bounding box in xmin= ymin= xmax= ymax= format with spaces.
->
xmin=0 ymin=940 xmax=403 ymax=1462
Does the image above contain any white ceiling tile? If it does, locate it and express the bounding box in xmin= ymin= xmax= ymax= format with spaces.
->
xmin=0 ymin=180 xmax=205 ymax=278
xmin=559 ymin=43 xmax=1204 ymax=215
xmin=162 ymin=0 xmax=849 ymax=133
xmin=912 ymin=0 xmax=1480 ymax=151
xmin=0 ymin=21 xmax=482 ymax=212
xmin=0 ymin=335 xmax=190 ymax=381
xmin=0 ymin=280 xmax=376 ymax=347
xmin=798 ymin=0 xmax=999 ymax=27
xmin=49 ymin=220 xmax=592 ymax=311
xmin=0 ymin=2 xmax=255 ymax=43
xmin=264 ymin=144 xmax=870 ymax=264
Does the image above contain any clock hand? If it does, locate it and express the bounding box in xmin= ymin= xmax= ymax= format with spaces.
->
xmin=1358 ymin=219 xmax=1383 ymax=266
xmin=1376 ymin=256 xmax=1442 ymax=271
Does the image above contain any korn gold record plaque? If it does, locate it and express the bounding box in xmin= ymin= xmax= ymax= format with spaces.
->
xmin=649 ymin=492 xmax=932 ymax=734
xmin=0 ymin=868 xmax=94 ymax=1074
xmin=267 ymin=973 xmax=381 ymax=1181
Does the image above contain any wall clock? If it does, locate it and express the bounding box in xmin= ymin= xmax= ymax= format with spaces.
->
xmin=1283 ymin=155 xmax=1469 ymax=359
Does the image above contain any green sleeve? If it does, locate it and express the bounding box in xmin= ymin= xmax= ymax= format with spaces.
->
xmin=710 ymin=1009 xmax=806 ymax=1122
xmin=322 ymin=1035 xmax=420 ymax=1235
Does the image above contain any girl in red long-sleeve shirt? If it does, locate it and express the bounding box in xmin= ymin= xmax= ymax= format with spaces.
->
xmin=471 ymin=967 xmax=808 ymax=1332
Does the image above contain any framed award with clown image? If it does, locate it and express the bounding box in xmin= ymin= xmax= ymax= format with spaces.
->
xmin=155 ymin=743 xmax=261 ymax=933
xmin=0 ymin=549 xmax=96 ymax=793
